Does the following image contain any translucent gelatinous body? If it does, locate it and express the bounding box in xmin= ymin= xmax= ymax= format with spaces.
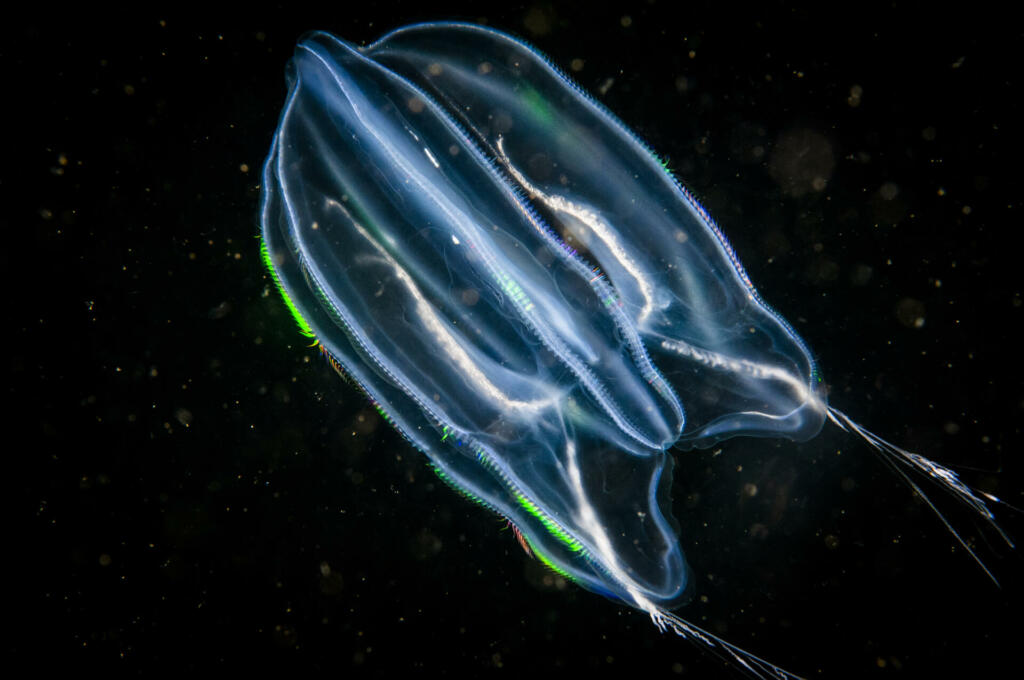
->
xmin=260 ymin=24 xmax=827 ymax=619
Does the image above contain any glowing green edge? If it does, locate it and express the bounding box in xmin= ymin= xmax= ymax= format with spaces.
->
xmin=429 ymin=430 xmax=589 ymax=579
xmin=524 ymin=535 xmax=574 ymax=580
xmin=432 ymin=462 xmax=580 ymax=584
xmin=259 ymin=236 xmax=316 ymax=339
xmin=474 ymin=447 xmax=585 ymax=554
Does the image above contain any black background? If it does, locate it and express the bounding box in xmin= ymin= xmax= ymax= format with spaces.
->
xmin=12 ymin=3 xmax=1023 ymax=677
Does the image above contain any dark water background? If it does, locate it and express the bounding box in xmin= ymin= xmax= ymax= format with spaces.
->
xmin=12 ymin=3 xmax=1023 ymax=677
